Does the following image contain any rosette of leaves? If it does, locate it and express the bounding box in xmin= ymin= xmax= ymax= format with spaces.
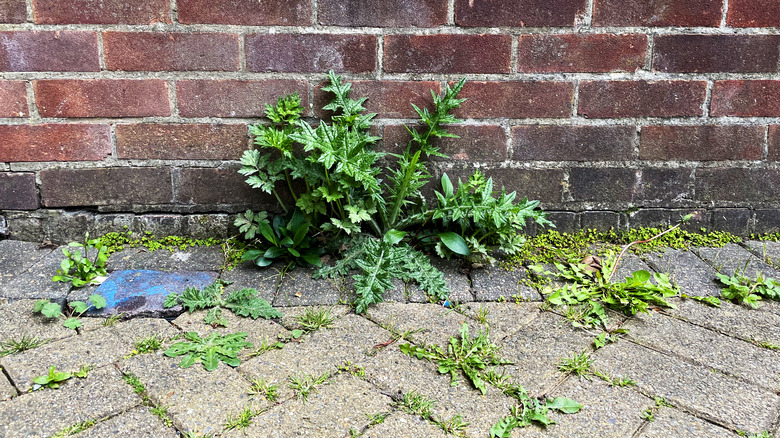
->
xmin=52 ymin=233 xmax=108 ymax=287
xmin=33 ymin=294 xmax=107 ymax=329
xmin=164 ymin=280 xmax=282 ymax=327
xmin=235 ymin=208 xmax=323 ymax=267
xmin=164 ymin=331 xmax=252 ymax=372
xmin=33 ymin=366 xmax=72 ymax=390
xmin=716 ymin=272 xmax=780 ymax=308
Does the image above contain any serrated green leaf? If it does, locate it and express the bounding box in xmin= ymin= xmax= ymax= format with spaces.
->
xmin=163 ymin=292 xmax=180 ymax=309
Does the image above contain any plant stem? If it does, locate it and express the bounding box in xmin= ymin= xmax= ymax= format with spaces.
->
xmin=606 ymin=222 xmax=684 ymax=282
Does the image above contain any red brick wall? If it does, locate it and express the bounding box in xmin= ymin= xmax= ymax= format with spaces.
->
xmin=1 ymin=0 xmax=779 ymax=238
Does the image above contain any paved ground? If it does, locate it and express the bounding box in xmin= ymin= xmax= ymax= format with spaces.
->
xmin=1 ymin=238 xmax=779 ymax=437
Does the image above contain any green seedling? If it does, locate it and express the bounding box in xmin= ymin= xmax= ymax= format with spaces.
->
xmin=0 ymin=335 xmax=48 ymax=357
xmin=248 ymin=377 xmax=279 ymax=402
xmin=288 ymin=372 xmax=329 ymax=402
xmin=33 ymin=366 xmax=72 ymax=390
xmin=295 ymin=307 xmax=335 ymax=331
xmin=557 ymin=351 xmax=593 ymax=377
xmin=52 ymin=233 xmax=108 ymax=287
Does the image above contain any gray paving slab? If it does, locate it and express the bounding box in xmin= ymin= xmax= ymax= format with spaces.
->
xmin=400 ymin=257 xmax=472 ymax=304
xmin=107 ymin=246 xmax=225 ymax=272
xmin=110 ymin=317 xmax=180 ymax=346
xmin=0 ymin=298 xmax=76 ymax=343
xmin=72 ymin=405 xmax=179 ymax=438
xmin=0 ymin=365 xmax=140 ymax=438
xmin=1 ymin=247 xmax=72 ymax=303
xmin=276 ymin=305 xmax=350 ymax=331
xmin=638 ymin=407 xmax=740 ymax=438
xmin=273 ymin=266 xmax=349 ymax=306
xmin=612 ymin=253 xmax=657 ymax=283
xmin=471 ymin=266 xmax=542 ymax=302
xmin=365 ymin=302 xmax=472 ymax=349
xmin=0 ymin=370 xmax=16 ymax=401
xmin=219 ymin=261 xmax=282 ymax=302
xmin=643 ymin=249 xmax=721 ymax=297
xmin=591 ymin=341 xmax=780 ymax=434
xmin=743 ymin=240 xmax=780 ymax=269
xmin=694 ymin=243 xmax=780 ymax=279
xmin=0 ymin=240 xmax=51 ymax=288
xmin=363 ymin=411 xmax=448 ymax=438
xmin=461 ymin=301 xmax=542 ymax=341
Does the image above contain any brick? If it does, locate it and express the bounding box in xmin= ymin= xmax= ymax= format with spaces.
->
xmin=517 ymin=34 xmax=647 ymax=73
xmin=443 ymin=168 xmax=563 ymax=204
xmin=177 ymin=0 xmax=311 ymax=25
xmin=246 ymin=34 xmax=376 ymax=73
xmin=0 ymin=31 xmax=99 ymax=72
xmin=0 ymin=80 xmax=27 ymax=117
xmin=711 ymin=81 xmax=780 ymax=117
xmin=34 ymin=79 xmax=170 ymax=118
xmin=712 ymin=208 xmax=751 ymax=236
xmin=40 ymin=167 xmax=172 ymax=207
xmin=593 ymin=0 xmax=721 ymax=26
xmin=383 ymin=124 xmax=507 ymax=161
xmin=755 ymin=209 xmax=780 ymax=234
xmin=727 ymin=0 xmax=780 ymax=27
xmin=653 ymin=35 xmax=780 ymax=73
xmin=314 ymin=81 xmax=441 ymax=119
xmin=319 ymin=0 xmax=446 ymax=27
xmin=696 ymin=168 xmax=780 ymax=202
xmin=770 ymin=126 xmax=780 ymax=161
xmin=640 ymin=125 xmax=764 ymax=161
xmin=639 ymin=168 xmax=692 ymax=203
xmin=0 ymin=0 xmax=26 ymax=23
xmin=569 ymin=168 xmax=637 ymax=202
xmin=455 ymin=0 xmax=587 ymax=27
xmin=116 ymin=124 xmax=246 ymax=160
xmin=32 ymin=0 xmax=169 ymax=24
xmin=511 ymin=125 xmax=635 ymax=161
xmin=578 ymin=80 xmax=706 ymax=118
xmin=103 ymin=32 xmax=239 ymax=72
xmin=178 ymin=79 xmax=308 ymax=118
xmin=454 ymin=81 xmax=574 ymax=119
xmin=0 ymin=124 xmax=111 ymax=161
xmin=0 ymin=173 xmax=38 ymax=210
xmin=384 ymin=34 xmax=511 ymax=74
xmin=176 ymin=168 xmax=269 ymax=205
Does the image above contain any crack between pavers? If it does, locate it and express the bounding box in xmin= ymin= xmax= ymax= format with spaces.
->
xmin=1 ymin=364 xmax=22 ymax=399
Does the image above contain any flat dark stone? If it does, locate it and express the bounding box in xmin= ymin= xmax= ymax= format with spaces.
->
xmin=107 ymin=246 xmax=224 ymax=272
xmin=695 ymin=243 xmax=780 ymax=279
xmin=219 ymin=261 xmax=281 ymax=303
xmin=470 ymin=266 xmax=541 ymax=302
xmin=743 ymin=240 xmax=780 ymax=270
xmin=643 ymin=249 xmax=721 ymax=297
xmin=0 ymin=240 xmax=52 ymax=289
xmin=1 ymin=248 xmax=71 ymax=304
xmin=273 ymin=266 xmax=348 ymax=307
xmin=611 ymin=253 xmax=656 ymax=283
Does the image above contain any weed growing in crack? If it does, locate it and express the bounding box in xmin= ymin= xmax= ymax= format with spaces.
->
xmin=366 ymin=412 xmax=390 ymax=426
xmin=0 ymin=335 xmax=48 ymax=357
xmin=337 ymin=360 xmax=365 ymax=378
xmin=50 ymin=419 xmax=99 ymax=437
xmin=716 ymin=272 xmax=780 ymax=309
xmin=124 ymin=334 xmax=164 ymax=358
xmin=32 ymin=366 xmax=72 ymax=390
xmin=751 ymin=339 xmax=779 ymax=350
xmin=435 ymin=414 xmax=469 ymax=437
xmin=398 ymin=391 xmax=436 ymax=420
xmin=163 ymin=331 xmax=253 ymax=372
xmin=295 ymin=307 xmax=335 ymax=331
xmin=592 ymin=369 xmax=636 ymax=387
xmin=248 ymin=377 xmax=279 ymax=402
xmin=149 ymin=404 xmax=172 ymax=427
xmin=224 ymin=406 xmax=256 ymax=431
xmin=102 ymin=313 xmax=123 ymax=326
xmin=474 ymin=307 xmax=490 ymax=325
xmin=33 ymin=294 xmax=107 ymax=330
xmin=287 ymin=372 xmax=329 ymax=402
xmin=164 ymin=280 xmax=282 ymax=327
xmin=557 ymin=351 xmax=593 ymax=378
xmin=641 ymin=408 xmax=655 ymax=422
xmin=247 ymin=337 xmax=285 ymax=357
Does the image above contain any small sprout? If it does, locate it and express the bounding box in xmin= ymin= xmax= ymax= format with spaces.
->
xmin=557 ymin=351 xmax=593 ymax=378
xmin=33 ymin=366 xmax=72 ymax=390
xmin=287 ymin=372 xmax=328 ymax=402
xmin=295 ymin=307 xmax=335 ymax=331
xmin=0 ymin=335 xmax=49 ymax=357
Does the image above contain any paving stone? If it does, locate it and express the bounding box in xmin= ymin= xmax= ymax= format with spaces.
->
xmin=223 ymin=374 xmax=394 ymax=438
xmin=0 ymin=240 xmax=51 ymax=288
xmin=638 ymin=407 xmax=740 ymax=438
xmin=1 ymin=248 xmax=72 ymax=303
xmin=0 ymin=298 xmax=76 ymax=343
xmin=591 ymin=341 xmax=780 ymax=433
xmin=219 ymin=261 xmax=282 ymax=302
xmin=276 ymin=305 xmax=350 ymax=331
xmin=273 ymin=266 xmax=349 ymax=306
xmin=643 ymin=249 xmax=721 ymax=297
xmin=743 ymin=240 xmax=780 ymax=270
xmin=404 ymin=258 xmax=473 ymax=304
xmin=363 ymin=411 xmax=447 ymax=438
xmin=107 ymin=246 xmax=225 ymax=272
xmin=612 ymin=253 xmax=657 ymax=283
xmin=0 ymin=365 xmax=140 ymax=438
xmin=365 ymin=302 xmax=471 ymax=349
xmin=111 ymin=317 xmax=180 ymax=345
xmin=118 ymin=352 xmax=253 ymax=436
xmin=462 ymin=301 xmax=541 ymax=341
xmin=694 ymin=243 xmax=780 ymax=279
xmin=73 ymin=405 xmax=179 ymax=438
xmin=623 ymin=311 xmax=780 ymax=391
xmin=0 ymin=371 xmax=16 ymax=401
xmin=471 ymin=266 xmax=541 ymax=302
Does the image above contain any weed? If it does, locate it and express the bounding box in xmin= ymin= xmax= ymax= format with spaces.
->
xmin=337 ymin=361 xmax=365 ymax=378
xmin=33 ymin=294 xmax=107 ymax=330
xmin=654 ymin=396 xmax=674 ymax=408
xmin=224 ymin=406 xmax=255 ymax=431
xmin=592 ymin=369 xmax=635 ymax=387
xmin=296 ymin=307 xmax=335 ymax=331
xmin=164 ymin=331 xmax=253 ymax=372
xmin=557 ymin=351 xmax=593 ymax=377
xmin=751 ymin=339 xmax=779 ymax=350
xmin=133 ymin=334 xmax=163 ymax=354
xmin=399 ymin=391 xmax=436 ymax=420
xmin=52 ymin=233 xmax=108 ymax=287
xmin=248 ymin=377 xmax=279 ymax=402
xmin=474 ymin=306 xmax=490 ymax=325
xmin=33 ymin=366 xmax=72 ymax=390
xmin=164 ymin=280 xmax=282 ymax=326
xmin=0 ymin=335 xmax=48 ymax=357
xmin=247 ymin=337 xmax=285 ymax=357
xmin=182 ymin=432 xmax=214 ymax=438
xmin=366 ymin=412 xmax=390 ymax=426
xmin=122 ymin=373 xmax=146 ymax=395
xmin=287 ymin=372 xmax=328 ymax=402
xmin=641 ymin=408 xmax=655 ymax=422
xmin=490 ymin=383 xmax=582 ymax=436
xmin=236 ymin=209 xmax=323 ymax=268
xmin=716 ymin=272 xmax=780 ymax=309
xmin=149 ymin=404 xmax=172 ymax=427
xmin=593 ymin=332 xmax=619 ymax=349
xmin=435 ymin=414 xmax=469 ymax=437
xmin=681 ymin=294 xmax=721 ymax=308
xmin=74 ymin=364 xmax=93 ymax=378
xmin=102 ymin=313 xmax=123 ymax=326
xmin=50 ymin=419 xmax=98 ymax=437
xmin=747 ymin=432 xmax=773 ymax=438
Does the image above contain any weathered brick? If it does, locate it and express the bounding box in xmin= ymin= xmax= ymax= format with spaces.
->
xmin=314 ymin=81 xmax=440 ymax=119
xmin=770 ymin=126 xmax=780 ymax=161
xmin=455 ymin=0 xmax=587 ymax=27
xmin=116 ymin=124 xmax=247 ymax=160
xmin=442 ymin=168 xmax=563 ymax=204
xmin=639 ymin=168 xmax=692 ymax=203
xmin=640 ymin=125 xmax=764 ymax=161
xmin=40 ymin=167 xmax=173 ymax=207
xmin=711 ymin=81 xmax=780 ymax=117
xmin=319 ymin=0 xmax=446 ymax=27
xmin=246 ymin=34 xmax=376 ymax=73
xmin=511 ymin=125 xmax=635 ymax=161
xmin=103 ymin=32 xmax=240 ymax=72
xmin=712 ymin=208 xmax=751 ymax=236
xmin=581 ymin=211 xmax=625 ymax=231
xmin=0 ymin=0 xmax=26 ymax=23
xmin=32 ymin=0 xmax=169 ymax=24
xmin=593 ymin=0 xmax=721 ymax=27
xmin=383 ymin=124 xmax=507 ymax=161
xmin=384 ymin=34 xmax=511 ymax=74
xmin=0 ymin=31 xmax=99 ymax=72
xmin=34 ymin=79 xmax=170 ymax=118
xmin=0 ymin=80 xmax=27 ymax=117
xmin=176 ymin=168 xmax=268 ymax=205
xmin=178 ymin=79 xmax=308 ymax=118
xmin=0 ymin=124 xmax=111 ymax=161
xmin=0 ymin=173 xmax=38 ymax=210
xmin=653 ymin=35 xmax=780 ymax=73
xmin=517 ymin=34 xmax=647 ymax=73
xmin=578 ymin=80 xmax=706 ymax=118
xmin=727 ymin=0 xmax=780 ymax=27
xmin=569 ymin=168 xmax=637 ymax=202
xmin=755 ymin=209 xmax=780 ymax=234
xmin=454 ymin=81 xmax=574 ymax=119
xmin=696 ymin=168 xmax=780 ymax=202
xmin=177 ymin=0 xmax=311 ymax=25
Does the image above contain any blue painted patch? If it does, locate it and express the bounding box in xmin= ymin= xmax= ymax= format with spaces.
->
xmin=89 ymin=269 xmax=218 ymax=316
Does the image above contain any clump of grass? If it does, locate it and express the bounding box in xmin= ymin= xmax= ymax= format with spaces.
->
xmin=0 ymin=335 xmax=48 ymax=357
xmin=557 ymin=351 xmax=592 ymax=377
xmin=248 ymin=377 xmax=279 ymax=402
xmin=287 ymin=372 xmax=328 ymax=402
xmin=295 ymin=308 xmax=335 ymax=331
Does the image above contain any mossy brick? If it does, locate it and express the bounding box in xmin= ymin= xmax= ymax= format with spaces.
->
xmin=116 ymin=123 xmax=247 ymax=160
xmin=384 ymin=34 xmax=511 ymax=74
xmin=177 ymin=79 xmax=309 ymax=118
xmin=639 ymin=408 xmax=741 ymax=438
xmin=517 ymin=34 xmax=647 ymax=73
xmin=0 ymin=0 xmax=26 ymax=23
xmin=1 ymin=247 xmax=70 ymax=303
xmin=363 ymin=412 xmax=447 ymax=438
xmin=727 ymin=0 xmax=780 ymax=27
xmin=455 ymin=0 xmax=587 ymax=27
xmin=755 ymin=209 xmax=780 ymax=235
xmin=643 ymin=249 xmax=721 ymax=297
xmin=0 ymin=80 xmax=27 ymax=117
xmin=129 ymin=214 xmax=184 ymax=237
xmin=103 ymin=32 xmax=240 ymax=72
xmin=318 ymin=0 xmax=447 ymax=27
xmin=711 ymin=80 xmax=780 ymax=117
xmin=246 ymin=33 xmax=376 ymax=73
xmin=581 ymin=211 xmax=624 ymax=231
xmin=34 ymin=79 xmax=170 ymax=117
xmin=384 ymin=124 xmax=508 ymax=162
xmin=177 ymin=0 xmax=311 ymax=25
xmin=0 ymin=173 xmax=39 ymax=210
xmin=579 ymin=80 xmax=707 ymax=118
xmin=462 ymin=301 xmax=541 ymax=341
xmin=512 ymin=125 xmax=635 ymax=161
xmin=41 ymin=167 xmax=173 ymax=207
xmin=365 ymin=302 xmax=470 ymax=349
xmin=176 ymin=167 xmax=273 ymax=206
xmin=653 ymin=35 xmax=780 ymax=73
xmin=0 ymin=31 xmax=99 ymax=72
xmin=470 ymin=266 xmax=541 ymax=302
xmin=31 ymin=0 xmax=170 ymax=24
xmin=593 ymin=0 xmax=721 ymax=26
xmin=640 ymin=125 xmax=764 ymax=161
xmin=0 ymin=298 xmax=76 ymax=343
xmin=314 ymin=80 xmax=441 ymax=119
xmin=0 ymin=124 xmax=111 ymax=162
xmin=628 ymin=209 xmax=672 ymax=229
xmin=546 ymin=211 xmax=580 ymax=233
xmin=453 ymin=81 xmax=574 ymax=119
xmin=695 ymin=168 xmax=780 ymax=203
xmin=71 ymin=406 xmax=179 ymax=438
xmin=569 ymin=168 xmax=636 ymax=202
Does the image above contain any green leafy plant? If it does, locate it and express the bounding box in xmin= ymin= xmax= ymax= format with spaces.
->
xmin=716 ymin=272 xmax=780 ymax=309
xmin=248 ymin=377 xmax=279 ymax=402
xmin=287 ymin=372 xmax=329 ymax=402
xmin=0 ymin=335 xmax=48 ymax=357
xmin=224 ymin=406 xmax=255 ymax=431
xmin=435 ymin=414 xmax=469 ymax=437
xmin=164 ymin=280 xmax=282 ymax=326
xmin=150 ymin=404 xmax=172 ymax=427
xmin=163 ymin=331 xmax=253 ymax=372
xmin=398 ymin=391 xmax=436 ymax=420
xmin=295 ymin=307 xmax=335 ymax=331
xmin=50 ymin=419 xmax=98 ymax=437
xmin=236 ymin=208 xmax=323 ymax=268
xmin=681 ymin=293 xmax=721 ymax=308
xmin=489 ymin=382 xmax=582 ymax=436
xmin=593 ymin=332 xmax=619 ymax=349
xmin=52 ymin=233 xmax=109 ymax=287
xmin=33 ymin=294 xmax=107 ymax=329
xmin=33 ymin=366 xmax=72 ymax=389
xmin=557 ymin=351 xmax=593 ymax=377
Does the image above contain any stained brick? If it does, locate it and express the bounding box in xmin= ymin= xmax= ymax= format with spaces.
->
xmin=116 ymin=124 xmax=246 ymax=160
xmin=696 ymin=168 xmax=780 ymax=202
xmin=103 ymin=32 xmax=240 ymax=72
xmin=384 ymin=34 xmax=511 ymax=74
xmin=383 ymin=124 xmax=507 ymax=161
xmin=177 ymin=0 xmax=311 ymax=25
xmin=442 ymin=168 xmax=563 ymax=204
xmin=314 ymin=81 xmax=441 ymax=119
xmin=178 ymin=80 xmax=309 ymax=118
xmin=640 ymin=125 xmax=764 ymax=161
xmin=0 ymin=31 xmax=99 ymax=72
xmin=455 ymin=0 xmax=587 ymax=27
xmin=767 ymin=126 xmax=780 ymax=161
xmin=653 ymin=35 xmax=780 ymax=73
xmin=639 ymin=168 xmax=692 ymax=203
xmin=511 ymin=125 xmax=635 ymax=161
xmin=578 ymin=80 xmax=707 ymax=118
xmin=0 ymin=173 xmax=38 ymax=210
xmin=711 ymin=81 xmax=780 ymax=117
xmin=32 ymin=0 xmax=169 ymax=24
xmin=246 ymin=34 xmax=376 ymax=73
xmin=176 ymin=168 xmax=267 ymax=205
xmin=319 ymin=0 xmax=446 ymax=27
xmin=517 ymin=34 xmax=646 ymax=73
xmin=0 ymin=124 xmax=111 ymax=162
xmin=454 ymin=81 xmax=574 ymax=119
xmin=0 ymin=0 xmax=26 ymax=23
xmin=593 ymin=0 xmax=721 ymax=27
xmin=40 ymin=167 xmax=172 ymax=207
xmin=0 ymin=81 xmax=28 ymax=117
xmin=34 ymin=79 xmax=170 ymax=118
xmin=727 ymin=0 xmax=780 ymax=27
xmin=569 ymin=168 xmax=637 ymax=202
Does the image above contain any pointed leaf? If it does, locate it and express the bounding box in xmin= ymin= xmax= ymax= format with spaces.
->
xmin=438 ymin=232 xmax=470 ymax=255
